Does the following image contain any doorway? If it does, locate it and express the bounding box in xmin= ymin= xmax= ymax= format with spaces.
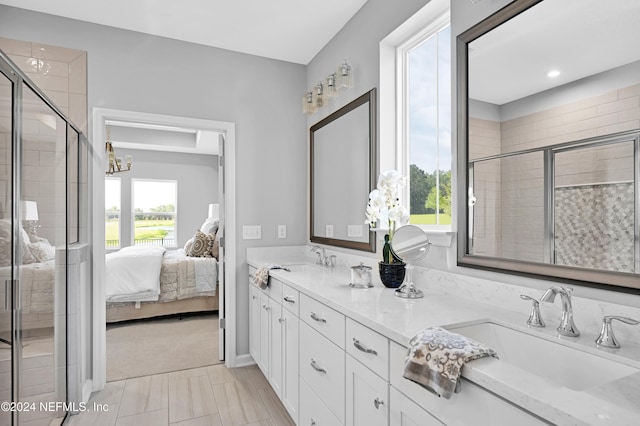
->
xmin=91 ymin=108 xmax=236 ymax=391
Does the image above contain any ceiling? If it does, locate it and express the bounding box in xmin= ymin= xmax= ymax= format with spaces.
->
xmin=469 ymin=0 xmax=640 ymax=105
xmin=0 ymin=0 xmax=368 ymax=65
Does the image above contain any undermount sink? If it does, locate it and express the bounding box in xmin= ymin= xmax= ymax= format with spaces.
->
xmin=449 ymin=322 xmax=638 ymax=391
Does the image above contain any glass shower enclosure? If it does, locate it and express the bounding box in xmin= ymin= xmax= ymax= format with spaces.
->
xmin=0 ymin=49 xmax=81 ymax=425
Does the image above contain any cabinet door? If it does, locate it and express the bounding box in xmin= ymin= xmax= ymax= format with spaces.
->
xmin=249 ymin=286 xmax=260 ymax=363
xmin=281 ymin=307 xmax=299 ymax=423
xmin=346 ymin=355 xmax=388 ymax=426
xmin=389 ymin=386 xmax=444 ymax=426
xmin=269 ymin=302 xmax=283 ymax=398
xmin=257 ymin=291 xmax=271 ymax=375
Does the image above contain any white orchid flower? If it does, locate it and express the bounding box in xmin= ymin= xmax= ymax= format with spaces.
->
xmin=388 ymin=205 xmax=409 ymax=225
xmin=368 ymin=189 xmax=386 ymax=208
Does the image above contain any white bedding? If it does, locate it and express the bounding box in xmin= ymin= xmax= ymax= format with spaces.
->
xmin=105 ymin=246 xmax=166 ymax=302
xmin=174 ymin=248 xmax=216 ymax=292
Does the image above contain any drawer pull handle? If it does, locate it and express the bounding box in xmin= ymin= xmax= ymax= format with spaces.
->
xmin=310 ymin=312 xmax=326 ymax=323
xmin=353 ymin=338 xmax=377 ymax=356
xmin=252 ymin=295 xmax=257 ymax=300
xmin=310 ymin=420 xmax=316 ymax=426
xmin=374 ymin=397 xmax=384 ymax=409
xmin=279 ymin=317 xmax=285 ymax=323
xmin=284 ymin=296 xmax=296 ymax=303
xmin=265 ymin=306 xmax=271 ymax=311
xmin=310 ymin=359 xmax=327 ymax=374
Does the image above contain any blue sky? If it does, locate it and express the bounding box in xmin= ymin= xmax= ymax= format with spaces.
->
xmin=408 ymin=25 xmax=451 ymax=175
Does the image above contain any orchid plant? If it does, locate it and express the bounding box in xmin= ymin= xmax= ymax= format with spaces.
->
xmin=365 ymin=170 xmax=409 ymax=264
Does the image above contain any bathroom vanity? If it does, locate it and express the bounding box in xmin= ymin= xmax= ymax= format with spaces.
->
xmin=247 ymin=246 xmax=640 ymax=426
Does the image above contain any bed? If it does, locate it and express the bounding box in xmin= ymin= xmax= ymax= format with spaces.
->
xmin=105 ymin=247 xmax=219 ymax=322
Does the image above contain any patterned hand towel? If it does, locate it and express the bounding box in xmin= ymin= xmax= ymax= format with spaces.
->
xmin=253 ymin=267 xmax=271 ymax=289
xmin=403 ymin=326 xmax=498 ymax=399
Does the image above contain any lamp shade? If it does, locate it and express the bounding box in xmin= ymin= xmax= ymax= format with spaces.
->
xmin=22 ymin=201 xmax=38 ymax=221
xmin=208 ymin=203 xmax=219 ymax=219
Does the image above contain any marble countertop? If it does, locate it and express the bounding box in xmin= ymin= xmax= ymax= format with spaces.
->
xmin=247 ymin=254 xmax=640 ymax=426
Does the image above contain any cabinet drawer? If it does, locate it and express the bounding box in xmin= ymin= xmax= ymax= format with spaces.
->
xmin=300 ymin=321 xmax=345 ymax=423
xmin=300 ymin=378 xmax=343 ymax=426
xmin=300 ymin=293 xmax=345 ymax=348
xmin=281 ymin=283 xmax=300 ymax=316
xmin=346 ymin=319 xmax=389 ymax=380
xmin=389 ymin=342 xmax=547 ymax=426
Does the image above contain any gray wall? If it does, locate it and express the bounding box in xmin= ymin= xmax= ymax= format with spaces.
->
xmin=113 ymin=148 xmax=218 ymax=249
xmin=0 ymin=5 xmax=308 ymax=357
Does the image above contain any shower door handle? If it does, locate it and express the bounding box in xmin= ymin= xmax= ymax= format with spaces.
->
xmin=3 ymin=280 xmax=8 ymax=311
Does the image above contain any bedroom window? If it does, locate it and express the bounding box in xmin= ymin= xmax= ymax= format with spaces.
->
xmin=398 ymin=15 xmax=451 ymax=227
xmin=132 ymin=179 xmax=177 ymax=247
xmin=105 ymin=177 xmax=121 ymax=248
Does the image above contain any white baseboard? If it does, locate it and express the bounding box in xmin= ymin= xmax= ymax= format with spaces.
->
xmin=228 ymin=353 xmax=255 ymax=368
xmin=82 ymin=379 xmax=93 ymax=403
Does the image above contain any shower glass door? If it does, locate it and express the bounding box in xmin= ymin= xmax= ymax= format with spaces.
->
xmin=0 ymin=58 xmax=15 ymax=426
xmin=0 ymin=51 xmax=70 ymax=425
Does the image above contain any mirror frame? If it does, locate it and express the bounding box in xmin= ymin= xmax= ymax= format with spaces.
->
xmin=310 ymin=88 xmax=377 ymax=252
xmin=456 ymin=0 xmax=640 ymax=291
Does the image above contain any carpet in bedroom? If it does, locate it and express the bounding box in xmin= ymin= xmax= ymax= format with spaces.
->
xmin=106 ymin=313 xmax=221 ymax=382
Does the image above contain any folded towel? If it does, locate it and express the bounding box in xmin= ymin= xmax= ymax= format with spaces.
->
xmin=403 ymin=326 xmax=498 ymax=399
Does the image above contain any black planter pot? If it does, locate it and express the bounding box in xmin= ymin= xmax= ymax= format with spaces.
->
xmin=379 ymin=261 xmax=406 ymax=288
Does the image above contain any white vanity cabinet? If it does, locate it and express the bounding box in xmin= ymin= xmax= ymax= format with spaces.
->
xmin=389 ymin=386 xmax=444 ymax=426
xmin=248 ymin=270 xmax=299 ymax=424
xmin=346 ymin=354 xmax=389 ymax=426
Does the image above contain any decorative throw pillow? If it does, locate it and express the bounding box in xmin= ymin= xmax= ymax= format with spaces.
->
xmin=200 ymin=218 xmax=219 ymax=235
xmin=28 ymin=241 xmax=56 ymax=262
xmin=185 ymin=230 xmax=212 ymax=257
xmin=184 ymin=237 xmax=194 ymax=254
xmin=210 ymin=231 xmax=220 ymax=260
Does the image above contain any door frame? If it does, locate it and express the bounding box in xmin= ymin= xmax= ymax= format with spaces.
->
xmin=91 ymin=108 xmax=237 ymax=392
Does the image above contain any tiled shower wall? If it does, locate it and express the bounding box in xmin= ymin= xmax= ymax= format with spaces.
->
xmin=470 ymin=83 xmax=639 ymax=265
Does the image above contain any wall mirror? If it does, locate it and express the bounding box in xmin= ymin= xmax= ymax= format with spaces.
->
xmin=457 ymin=0 xmax=640 ymax=291
xmin=310 ymin=88 xmax=376 ymax=252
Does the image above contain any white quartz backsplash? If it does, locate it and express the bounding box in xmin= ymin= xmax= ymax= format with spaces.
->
xmin=248 ymin=245 xmax=640 ymax=349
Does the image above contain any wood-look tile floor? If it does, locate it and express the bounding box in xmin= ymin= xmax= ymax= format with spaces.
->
xmin=66 ymin=365 xmax=295 ymax=426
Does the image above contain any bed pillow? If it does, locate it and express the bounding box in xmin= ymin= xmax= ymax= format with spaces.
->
xmin=185 ymin=230 xmax=212 ymax=257
xmin=28 ymin=240 xmax=55 ymax=262
xmin=0 ymin=220 xmax=36 ymax=265
xmin=199 ymin=218 xmax=219 ymax=235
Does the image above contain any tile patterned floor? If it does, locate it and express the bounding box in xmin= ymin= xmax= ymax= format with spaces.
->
xmin=66 ymin=365 xmax=295 ymax=426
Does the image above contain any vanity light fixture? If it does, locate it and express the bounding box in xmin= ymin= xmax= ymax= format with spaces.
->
xmin=302 ymin=60 xmax=354 ymax=114
xmin=547 ymin=69 xmax=561 ymax=78
xmin=302 ymin=91 xmax=316 ymax=114
xmin=105 ymin=125 xmax=133 ymax=175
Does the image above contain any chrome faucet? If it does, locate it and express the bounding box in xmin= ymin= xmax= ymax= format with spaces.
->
xmin=540 ymin=286 xmax=580 ymax=337
xmin=310 ymin=245 xmax=336 ymax=267
xmin=311 ymin=245 xmax=325 ymax=265
xmin=595 ymin=316 xmax=640 ymax=349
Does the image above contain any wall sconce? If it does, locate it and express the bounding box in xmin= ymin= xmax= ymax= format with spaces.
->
xmin=338 ymin=60 xmax=354 ymax=88
xmin=302 ymin=60 xmax=354 ymax=114
xmin=106 ymin=125 xmax=132 ymax=175
xmin=21 ymin=200 xmax=39 ymax=237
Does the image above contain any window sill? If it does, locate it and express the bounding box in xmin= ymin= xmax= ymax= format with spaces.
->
xmin=371 ymin=227 xmax=455 ymax=247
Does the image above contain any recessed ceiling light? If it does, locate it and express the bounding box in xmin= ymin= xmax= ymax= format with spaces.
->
xmin=547 ymin=70 xmax=561 ymax=78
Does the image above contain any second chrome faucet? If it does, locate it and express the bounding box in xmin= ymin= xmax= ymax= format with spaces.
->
xmin=540 ymin=285 xmax=580 ymax=337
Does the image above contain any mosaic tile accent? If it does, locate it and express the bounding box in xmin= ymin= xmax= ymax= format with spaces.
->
xmin=555 ymin=182 xmax=635 ymax=273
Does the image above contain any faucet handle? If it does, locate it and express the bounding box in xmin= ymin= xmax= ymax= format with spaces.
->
xmin=520 ymin=294 xmax=545 ymax=328
xmin=326 ymin=254 xmax=337 ymax=267
xmin=596 ymin=316 xmax=640 ymax=349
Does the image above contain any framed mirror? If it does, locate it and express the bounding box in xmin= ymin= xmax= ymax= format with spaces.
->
xmin=457 ymin=0 xmax=640 ymax=291
xmin=310 ymin=88 xmax=377 ymax=252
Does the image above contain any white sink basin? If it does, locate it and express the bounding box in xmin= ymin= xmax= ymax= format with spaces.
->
xmin=449 ymin=322 xmax=638 ymax=391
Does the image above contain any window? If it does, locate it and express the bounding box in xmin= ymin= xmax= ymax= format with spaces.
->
xmin=105 ymin=178 xmax=121 ymax=248
xmin=132 ymin=179 xmax=177 ymax=247
xmin=399 ymin=16 xmax=451 ymax=226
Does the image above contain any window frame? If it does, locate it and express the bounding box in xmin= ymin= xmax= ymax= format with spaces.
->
xmin=131 ymin=178 xmax=178 ymax=248
xmin=396 ymin=11 xmax=452 ymax=231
